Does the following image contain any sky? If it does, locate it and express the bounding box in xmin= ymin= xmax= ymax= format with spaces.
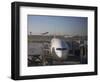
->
xmin=28 ymin=15 xmax=87 ymax=36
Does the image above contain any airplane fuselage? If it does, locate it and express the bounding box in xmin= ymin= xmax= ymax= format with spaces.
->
xmin=51 ymin=38 xmax=69 ymax=61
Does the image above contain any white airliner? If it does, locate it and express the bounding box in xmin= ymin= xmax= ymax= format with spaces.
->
xmin=50 ymin=38 xmax=69 ymax=61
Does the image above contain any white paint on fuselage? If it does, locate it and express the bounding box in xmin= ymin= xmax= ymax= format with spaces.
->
xmin=51 ymin=38 xmax=69 ymax=60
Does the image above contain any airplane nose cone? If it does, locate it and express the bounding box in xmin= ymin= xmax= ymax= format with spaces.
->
xmin=56 ymin=52 xmax=62 ymax=58
xmin=56 ymin=51 xmax=67 ymax=60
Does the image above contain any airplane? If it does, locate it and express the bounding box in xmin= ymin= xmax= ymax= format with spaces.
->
xmin=28 ymin=32 xmax=70 ymax=65
xmin=50 ymin=37 xmax=69 ymax=61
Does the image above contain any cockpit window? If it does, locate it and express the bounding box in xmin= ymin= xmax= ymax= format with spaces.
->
xmin=56 ymin=48 xmax=67 ymax=50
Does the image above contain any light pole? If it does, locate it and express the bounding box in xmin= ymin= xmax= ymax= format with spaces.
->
xmin=30 ymin=32 xmax=32 ymax=35
xmin=41 ymin=32 xmax=49 ymax=65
